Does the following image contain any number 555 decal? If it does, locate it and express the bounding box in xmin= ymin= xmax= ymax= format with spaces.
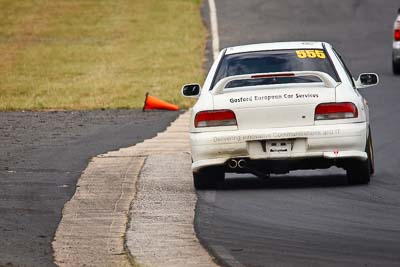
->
xmin=296 ymin=50 xmax=326 ymax=59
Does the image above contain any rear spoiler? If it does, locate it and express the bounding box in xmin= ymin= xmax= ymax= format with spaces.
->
xmin=211 ymin=71 xmax=338 ymax=95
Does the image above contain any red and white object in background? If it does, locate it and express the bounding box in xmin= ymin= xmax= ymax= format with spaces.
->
xmin=393 ymin=9 xmax=400 ymax=74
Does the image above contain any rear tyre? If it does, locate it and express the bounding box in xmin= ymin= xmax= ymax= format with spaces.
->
xmin=393 ymin=59 xmax=400 ymax=75
xmin=367 ymin=129 xmax=375 ymax=175
xmin=347 ymin=131 xmax=373 ymax=185
xmin=193 ymin=167 xmax=225 ymax=190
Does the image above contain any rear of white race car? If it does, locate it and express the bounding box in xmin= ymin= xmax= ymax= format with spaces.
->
xmin=183 ymin=42 xmax=377 ymax=189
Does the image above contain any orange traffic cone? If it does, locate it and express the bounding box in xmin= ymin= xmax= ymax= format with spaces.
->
xmin=143 ymin=92 xmax=179 ymax=111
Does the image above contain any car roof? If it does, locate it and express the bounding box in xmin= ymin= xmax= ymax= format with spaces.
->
xmin=225 ymin=41 xmax=326 ymax=55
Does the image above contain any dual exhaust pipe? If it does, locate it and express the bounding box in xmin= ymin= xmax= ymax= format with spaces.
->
xmin=228 ymin=158 xmax=247 ymax=169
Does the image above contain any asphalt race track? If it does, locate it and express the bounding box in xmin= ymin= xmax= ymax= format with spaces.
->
xmin=196 ymin=1 xmax=400 ymax=266
xmin=0 ymin=110 xmax=179 ymax=266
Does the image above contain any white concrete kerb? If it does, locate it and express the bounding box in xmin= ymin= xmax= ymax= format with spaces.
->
xmin=52 ymin=111 xmax=217 ymax=267
xmin=125 ymin=111 xmax=217 ymax=267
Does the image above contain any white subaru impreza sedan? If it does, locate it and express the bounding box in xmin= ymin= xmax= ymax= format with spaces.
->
xmin=182 ymin=42 xmax=378 ymax=189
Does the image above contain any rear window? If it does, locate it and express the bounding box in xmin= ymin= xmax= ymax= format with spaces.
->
xmin=211 ymin=49 xmax=340 ymax=89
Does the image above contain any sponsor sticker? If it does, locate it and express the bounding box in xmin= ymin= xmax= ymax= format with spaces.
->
xmin=229 ymin=93 xmax=319 ymax=104
xmin=212 ymin=129 xmax=340 ymax=143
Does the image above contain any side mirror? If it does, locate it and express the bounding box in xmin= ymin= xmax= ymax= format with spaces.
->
xmin=181 ymin=84 xmax=201 ymax=98
xmin=355 ymin=73 xmax=379 ymax=88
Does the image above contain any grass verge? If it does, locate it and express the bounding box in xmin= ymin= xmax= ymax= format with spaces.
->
xmin=0 ymin=0 xmax=206 ymax=110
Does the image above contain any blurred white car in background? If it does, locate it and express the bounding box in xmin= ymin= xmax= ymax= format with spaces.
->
xmin=182 ymin=42 xmax=379 ymax=189
xmin=393 ymin=8 xmax=400 ymax=74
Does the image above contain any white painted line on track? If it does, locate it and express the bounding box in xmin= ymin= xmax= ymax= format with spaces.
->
xmin=208 ymin=0 xmax=220 ymax=60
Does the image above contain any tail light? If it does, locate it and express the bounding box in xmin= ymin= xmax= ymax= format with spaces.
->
xmin=395 ymin=29 xmax=400 ymax=41
xmin=195 ymin=110 xmax=237 ymax=127
xmin=315 ymin=102 xmax=358 ymax=120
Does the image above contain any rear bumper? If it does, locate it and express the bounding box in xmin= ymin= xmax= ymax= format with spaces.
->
xmin=191 ymin=122 xmax=367 ymax=172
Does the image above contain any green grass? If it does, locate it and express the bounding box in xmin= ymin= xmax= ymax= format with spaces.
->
xmin=0 ymin=0 xmax=206 ymax=110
